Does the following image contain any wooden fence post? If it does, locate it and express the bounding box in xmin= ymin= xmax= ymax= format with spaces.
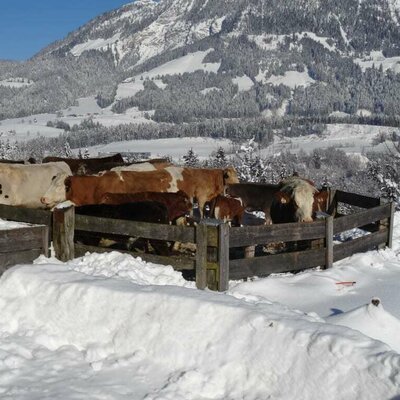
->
xmin=195 ymin=221 xmax=207 ymax=290
xmin=218 ymin=222 xmax=230 ymax=292
xmin=41 ymin=226 xmax=50 ymax=257
xmin=387 ymin=202 xmax=395 ymax=248
xmin=325 ymin=215 xmax=333 ymax=269
xmin=195 ymin=219 xmax=230 ymax=292
xmin=53 ymin=204 xmax=75 ymax=262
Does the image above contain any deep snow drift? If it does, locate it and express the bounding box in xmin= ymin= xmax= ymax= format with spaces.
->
xmin=0 ymin=214 xmax=399 ymax=399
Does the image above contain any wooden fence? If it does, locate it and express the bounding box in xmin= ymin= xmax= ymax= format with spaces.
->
xmin=0 ymin=189 xmax=395 ymax=291
xmin=0 ymin=205 xmax=49 ymax=273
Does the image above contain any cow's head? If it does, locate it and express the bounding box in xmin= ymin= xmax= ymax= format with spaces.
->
xmin=223 ymin=167 xmax=239 ymax=184
xmin=273 ymin=177 xmax=317 ymax=223
xmin=40 ymin=172 xmax=70 ymax=208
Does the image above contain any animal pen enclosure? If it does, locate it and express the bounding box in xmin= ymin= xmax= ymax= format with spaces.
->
xmin=0 ymin=189 xmax=395 ymax=292
xmin=0 ymin=205 xmax=49 ymax=273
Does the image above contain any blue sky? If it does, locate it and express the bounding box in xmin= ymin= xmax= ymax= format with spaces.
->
xmin=0 ymin=1 xmax=131 ymax=61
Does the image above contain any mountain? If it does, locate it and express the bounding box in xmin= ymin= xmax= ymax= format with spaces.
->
xmin=2 ymin=0 xmax=400 ymax=133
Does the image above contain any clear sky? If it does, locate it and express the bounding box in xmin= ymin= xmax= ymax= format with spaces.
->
xmin=0 ymin=1 xmax=131 ymax=61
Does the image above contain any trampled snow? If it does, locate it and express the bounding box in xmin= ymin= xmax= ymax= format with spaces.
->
xmin=0 ymin=213 xmax=399 ymax=398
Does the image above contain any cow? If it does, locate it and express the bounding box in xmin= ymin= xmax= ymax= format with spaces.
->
xmin=41 ymin=166 xmax=239 ymax=216
xmin=226 ymin=183 xmax=280 ymax=224
xmin=99 ymin=190 xmax=192 ymax=223
xmin=0 ymin=162 xmax=72 ymax=208
xmin=74 ymin=201 xmax=170 ymax=255
xmin=270 ymin=175 xmax=330 ymax=224
xmin=42 ymin=153 xmax=124 ymax=175
xmin=207 ymin=195 xmax=245 ymax=226
xmin=164 ymin=166 xmax=239 ymax=217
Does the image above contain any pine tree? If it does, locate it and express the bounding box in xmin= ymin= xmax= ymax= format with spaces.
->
xmin=212 ymin=146 xmax=228 ymax=168
xmin=183 ymin=148 xmax=199 ymax=167
xmin=64 ymin=141 xmax=73 ymax=158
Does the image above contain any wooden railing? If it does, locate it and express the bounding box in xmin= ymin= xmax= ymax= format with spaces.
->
xmin=0 ymin=189 xmax=395 ymax=292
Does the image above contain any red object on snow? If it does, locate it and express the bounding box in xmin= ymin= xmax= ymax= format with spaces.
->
xmin=335 ymin=281 xmax=356 ymax=286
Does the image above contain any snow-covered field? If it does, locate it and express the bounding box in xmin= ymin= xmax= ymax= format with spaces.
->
xmin=0 ymin=213 xmax=399 ymax=399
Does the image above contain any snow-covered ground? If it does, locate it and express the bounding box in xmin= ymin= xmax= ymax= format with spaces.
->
xmin=0 ymin=212 xmax=399 ymax=399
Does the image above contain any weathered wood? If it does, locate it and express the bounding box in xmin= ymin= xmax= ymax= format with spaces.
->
xmin=42 ymin=226 xmax=49 ymax=257
xmin=206 ymin=224 xmax=218 ymax=291
xmin=0 ymin=226 xmax=47 ymax=252
xmin=74 ymin=243 xmax=195 ymax=270
xmin=0 ymin=249 xmax=43 ymax=271
xmin=335 ymin=190 xmax=381 ymax=208
xmin=229 ymin=220 xmax=326 ymax=248
xmin=244 ymin=245 xmax=255 ymax=258
xmin=325 ymin=216 xmax=333 ymax=269
xmin=387 ymin=202 xmax=395 ymax=248
xmin=0 ymin=204 xmax=52 ymax=226
xmin=53 ymin=205 xmax=75 ymax=262
xmin=333 ymin=230 xmax=388 ymax=262
xmin=75 ymin=215 xmax=195 ymax=243
xmin=218 ymin=223 xmax=229 ymax=292
xmin=333 ymin=204 xmax=391 ymax=234
xmin=195 ymin=222 xmax=208 ymax=289
xmin=229 ymin=248 xmax=326 ymax=280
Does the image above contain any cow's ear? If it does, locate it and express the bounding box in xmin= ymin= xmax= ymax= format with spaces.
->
xmin=64 ymin=176 xmax=71 ymax=190
xmin=275 ymin=192 xmax=290 ymax=204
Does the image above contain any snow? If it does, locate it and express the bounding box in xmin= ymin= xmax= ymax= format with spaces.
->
xmin=85 ymin=136 xmax=236 ymax=160
xmin=261 ymin=70 xmax=316 ymax=89
xmin=0 ymin=211 xmax=399 ymax=398
xmin=262 ymin=123 xmax=400 ymax=156
xmin=355 ymin=50 xmax=400 ymax=73
xmin=116 ymin=49 xmax=221 ymax=100
xmin=232 ymin=75 xmax=254 ymax=92
xmin=0 ymin=79 xmax=33 ymax=88
xmin=70 ymin=33 xmax=121 ymax=57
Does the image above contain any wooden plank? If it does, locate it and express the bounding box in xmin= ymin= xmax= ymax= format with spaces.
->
xmin=218 ymin=223 xmax=229 ymax=292
xmin=325 ymin=216 xmax=333 ymax=269
xmin=0 ymin=226 xmax=47 ymax=252
xmin=229 ymin=248 xmax=326 ymax=280
xmin=0 ymin=204 xmax=52 ymax=226
xmin=74 ymin=243 xmax=195 ymax=270
xmin=335 ymin=190 xmax=380 ymax=208
xmin=0 ymin=249 xmax=43 ymax=270
xmin=195 ymin=222 xmax=208 ymax=289
xmin=333 ymin=230 xmax=388 ymax=263
xmin=75 ymin=215 xmax=195 ymax=243
xmin=229 ymin=220 xmax=326 ymax=247
xmin=387 ymin=202 xmax=395 ymax=248
xmin=53 ymin=206 xmax=75 ymax=262
xmin=333 ymin=204 xmax=391 ymax=234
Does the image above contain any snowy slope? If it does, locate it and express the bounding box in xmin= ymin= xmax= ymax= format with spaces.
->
xmin=0 ymin=213 xmax=399 ymax=398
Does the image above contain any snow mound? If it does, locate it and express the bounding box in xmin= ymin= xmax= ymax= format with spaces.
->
xmin=328 ymin=297 xmax=400 ymax=353
xmin=0 ymin=264 xmax=399 ymax=399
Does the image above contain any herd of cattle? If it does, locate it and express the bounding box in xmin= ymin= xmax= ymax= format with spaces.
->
xmin=0 ymin=154 xmax=331 ymax=254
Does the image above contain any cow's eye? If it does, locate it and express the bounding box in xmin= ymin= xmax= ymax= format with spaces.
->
xmin=51 ymin=175 xmax=56 ymax=181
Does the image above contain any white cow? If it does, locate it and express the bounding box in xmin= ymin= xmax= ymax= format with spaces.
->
xmin=0 ymin=162 xmax=72 ymax=209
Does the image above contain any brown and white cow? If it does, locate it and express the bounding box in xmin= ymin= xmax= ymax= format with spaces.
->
xmin=270 ymin=175 xmax=330 ymax=223
xmin=0 ymin=162 xmax=72 ymax=208
xmin=42 ymin=166 xmax=239 ymax=216
xmin=99 ymin=190 xmax=192 ymax=223
xmin=208 ymin=195 xmax=245 ymax=226
xmin=42 ymin=153 xmax=124 ymax=175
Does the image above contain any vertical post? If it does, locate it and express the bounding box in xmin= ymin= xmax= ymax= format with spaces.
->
xmin=218 ymin=222 xmax=230 ymax=292
xmin=378 ymin=198 xmax=390 ymax=250
xmin=41 ymin=226 xmax=50 ymax=257
xmin=195 ymin=222 xmax=208 ymax=290
xmin=53 ymin=204 xmax=75 ymax=262
xmin=387 ymin=202 xmax=395 ymax=248
xmin=325 ymin=215 xmax=333 ymax=269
